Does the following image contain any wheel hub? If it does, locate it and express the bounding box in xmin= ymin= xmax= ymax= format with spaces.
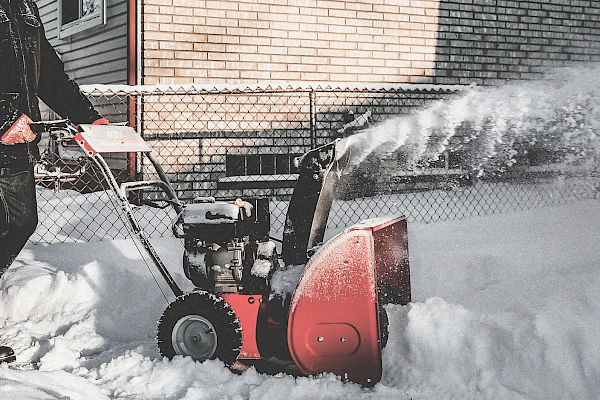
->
xmin=171 ymin=315 xmax=218 ymax=361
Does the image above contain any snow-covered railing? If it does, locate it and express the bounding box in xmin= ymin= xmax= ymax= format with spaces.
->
xmin=79 ymin=82 xmax=474 ymax=96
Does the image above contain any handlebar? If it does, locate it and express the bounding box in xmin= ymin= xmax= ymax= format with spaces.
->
xmin=29 ymin=119 xmax=78 ymax=141
xmin=29 ymin=119 xmax=74 ymax=132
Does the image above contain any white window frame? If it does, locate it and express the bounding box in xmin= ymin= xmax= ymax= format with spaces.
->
xmin=58 ymin=0 xmax=106 ymax=39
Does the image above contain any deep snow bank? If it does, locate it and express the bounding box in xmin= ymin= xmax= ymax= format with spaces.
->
xmin=1 ymin=200 xmax=600 ymax=399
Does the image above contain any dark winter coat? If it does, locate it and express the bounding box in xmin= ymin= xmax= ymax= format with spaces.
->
xmin=0 ymin=0 xmax=101 ymax=158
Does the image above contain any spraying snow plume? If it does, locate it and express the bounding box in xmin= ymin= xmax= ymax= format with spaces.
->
xmin=338 ymin=65 xmax=600 ymax=177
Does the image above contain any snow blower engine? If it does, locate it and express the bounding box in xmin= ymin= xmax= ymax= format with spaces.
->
xmin=177 ymin=197 xmax=277 ymax=296
xmin=34 ymin=120 xmax=411 ymax=387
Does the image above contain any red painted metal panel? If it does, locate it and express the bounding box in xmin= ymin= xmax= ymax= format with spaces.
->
xmin=221 ymin=294 xmax=261 ymax=360
xmin=287 ymin=215 xmax=410 ymax=386
xmin=287 ymin=226 xmax=381 ymax=386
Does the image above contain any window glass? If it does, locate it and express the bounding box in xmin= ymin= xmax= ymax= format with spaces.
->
xmin=82 ymin=0 xmax=100 ymax=18
xmin=226 ymin=155 xmax=245 ymax=176
xmin=59 ymin=0 xmax=105 ymax=38
xmin=62 ymin=1 xmax=78 ymax=25
xmin=276 ymin=155 xmax=290 ymax=174
xmin=261 ymin=155 xmax=275 ymax=175
xmin=246 ymin=155 xmax=260 ymax=175
xmin=225 ymin=154 xmax=303 ymax=176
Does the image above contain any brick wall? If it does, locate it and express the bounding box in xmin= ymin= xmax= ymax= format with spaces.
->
xmin=435 ymin=0 xmax=600 ymax=85
xmin=142 ymin=0 xmax=600 ymax=86
xmin=139 ymin=0 xmax=600 ymax=200
xmin=142 ymin=0 xmax=440 ymax=85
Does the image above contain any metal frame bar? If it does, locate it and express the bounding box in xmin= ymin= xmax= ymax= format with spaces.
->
xmin=89 ymin=151 xmax=183 ymax=297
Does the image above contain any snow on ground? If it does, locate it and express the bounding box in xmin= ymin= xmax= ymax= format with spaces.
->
xmin=1 ymin=198 xmax=600 ymax=399
xmin=5 ymin=65 xmax=600 ymax=399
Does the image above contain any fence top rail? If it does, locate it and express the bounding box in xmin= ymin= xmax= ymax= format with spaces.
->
xmin=79 ymin=82 xmax=475 ymax=96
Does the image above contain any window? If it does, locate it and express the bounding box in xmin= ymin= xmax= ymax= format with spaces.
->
xmin=58 ymin=0 xmax=106 ymax=39
xmin=225 ymin=154 xmax=300 ymax=176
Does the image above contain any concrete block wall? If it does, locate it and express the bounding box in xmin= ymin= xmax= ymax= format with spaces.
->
xmin=142 ymin=0 xmax=600 ymax=86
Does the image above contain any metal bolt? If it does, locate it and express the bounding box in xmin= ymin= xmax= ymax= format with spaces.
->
xmin=317 ymin=336 xmax=324 ymax=342
xmin=340 ymin=337 xmax=347 ymax=342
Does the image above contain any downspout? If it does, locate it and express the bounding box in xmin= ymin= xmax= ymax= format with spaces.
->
xmin=127 ymin=0 xmax=137 ymax=111
xmin=127 ymin=0 xmax=141 ymax=180
xmin=137 ymin=0 xmax=143 ymax=88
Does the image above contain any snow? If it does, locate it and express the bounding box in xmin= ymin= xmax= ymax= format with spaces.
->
xmin=1 ymin=198 xmax=599 ymax=399
xmin=270 ymin=264 xmax=306 ymax=299
xmin=80 ymin=82 xmax=469 ymax=97
xmin=335 ymin=65 xmax=600 ymax=177
xmin=182 ymin=202 xmax=241 ymax=224
xmin=256 ymin=241 xmax=276 ymax=259
xmin=3 ymin=65 xmax=600 ymax=398
xmin=250 ymin=259 xmax=272 ymax=279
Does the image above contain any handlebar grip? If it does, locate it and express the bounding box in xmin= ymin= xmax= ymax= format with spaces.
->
xmin=29 ymin=119 xmax=73 ymax=134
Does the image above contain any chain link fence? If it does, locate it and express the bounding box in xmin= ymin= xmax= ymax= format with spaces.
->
xmin=32 ymin=83 xmax=600 ymax=244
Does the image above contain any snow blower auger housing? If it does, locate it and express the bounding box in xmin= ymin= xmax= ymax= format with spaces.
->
xmin=41 ymin=120 xmax=411 ymax=387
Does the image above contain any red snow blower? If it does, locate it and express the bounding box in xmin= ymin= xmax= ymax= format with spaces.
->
xmin=32 ymin=120 xmax=410 ymax=386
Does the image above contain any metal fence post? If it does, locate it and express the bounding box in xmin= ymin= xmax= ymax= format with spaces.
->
xmin=309 ymin=89 xmax=317 ymax=149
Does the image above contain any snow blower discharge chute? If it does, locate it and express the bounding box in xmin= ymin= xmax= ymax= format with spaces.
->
xmin=32 ymin=120 xmax=411 ymax=387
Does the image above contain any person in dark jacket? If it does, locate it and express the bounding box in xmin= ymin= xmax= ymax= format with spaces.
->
xmin=1 ymin=0 xmax=107 ymax=363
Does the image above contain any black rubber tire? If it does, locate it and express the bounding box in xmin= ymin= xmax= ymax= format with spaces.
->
xmin=157 ymin=291 xmax=242 ymax=366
